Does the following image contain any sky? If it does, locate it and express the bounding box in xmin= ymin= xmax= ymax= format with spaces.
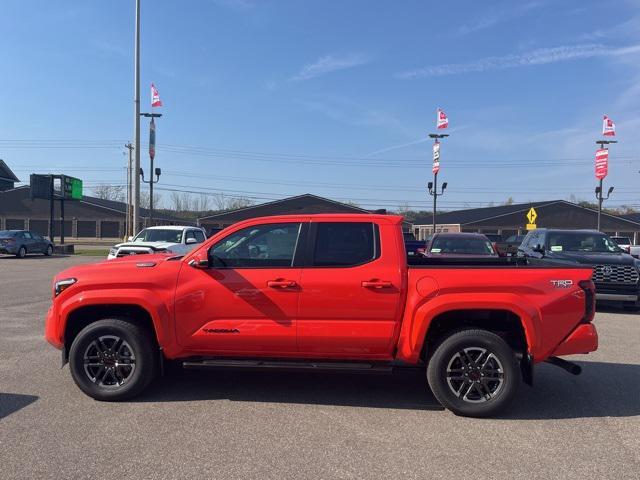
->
xmin=2 ymin=0 xmax=640 ymax=212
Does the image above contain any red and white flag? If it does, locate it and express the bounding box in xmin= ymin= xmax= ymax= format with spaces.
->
xmin=595 ymin=148 xmax=609 ymax=180
xmin=602 ymin=115 xmax=615 ymax=136
xmin=436 ymin=108 xmax=449 ymax=129
xmin=151 ymin=83 xmax=162 ymax=108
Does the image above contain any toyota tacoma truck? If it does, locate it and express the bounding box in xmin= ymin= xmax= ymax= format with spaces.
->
xmin=45 ymin=214 xmax=598 ymax=417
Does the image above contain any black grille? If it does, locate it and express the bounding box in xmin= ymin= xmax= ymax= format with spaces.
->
xmin=117 ymin=249 xmax=151 ymax=257
xmin=592 ymin=265 xmax=639 ymax=285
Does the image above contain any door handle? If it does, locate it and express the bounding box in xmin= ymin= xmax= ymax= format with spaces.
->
xmin=267 ymin=279 xmax=297 ymax=288
xmin=361 ymin=280 xmax=392 ymax=289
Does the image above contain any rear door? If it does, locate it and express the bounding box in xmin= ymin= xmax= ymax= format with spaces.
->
xmin=297 ymin=221 xmax=403 ymax=357
xmin=21 ymin=231 xmax=36 ymax=252
xmin=174 ymin=221 xmax=306 ymax=354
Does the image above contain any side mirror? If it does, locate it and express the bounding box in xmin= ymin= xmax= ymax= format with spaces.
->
xmin=188 ymin=251 xmax=210 ymax=269
xmin=127 ymin=236 xmax=134 ymax=242
xmin=186 ymin=237 xmax=198 ymax=245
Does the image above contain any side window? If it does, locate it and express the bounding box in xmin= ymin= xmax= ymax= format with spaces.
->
xmin=210 ymin=223 xmax=301 ymax=268
xmin=193 ymin=230 xmax=205 ymax=243
xmin=32 ymin=233 xmax=42 ymax=240
xmin=23 ymin=232 xmax=32 ymax=239
xmin=312 ymin=222 xmax=379 ymax=267
xmin=185 ymin=230 xmax=196 ymax=242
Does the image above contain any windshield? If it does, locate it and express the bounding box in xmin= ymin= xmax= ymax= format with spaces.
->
xmin=133 ymin=229 xmax=183 ymax=243
xmin=547 ymin=232 xmax=623 ymax=253
xmin=430 ymin=236 xmax=495 ymax=255
xmin=0 ymin=231 xmax=18 ymax=237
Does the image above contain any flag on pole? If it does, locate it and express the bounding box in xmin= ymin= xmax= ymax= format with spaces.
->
xmin=151 ymin=83 xmax=162 ymax=108
xmin=602 ymin=115 xmax=615 ymax=136
xmin=436 ymin=108 xmax=449 ymax=129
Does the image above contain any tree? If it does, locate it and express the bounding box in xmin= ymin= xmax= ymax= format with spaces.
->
xmin=93 ymin=184 xmax=125 ymax=202
xmin=212 ymin=193 xmax=254 ymax=211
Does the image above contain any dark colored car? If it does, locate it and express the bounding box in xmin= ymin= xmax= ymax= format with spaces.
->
xmin=403 ymin=231 xmax=427 ymax=257
xmin=422 ymin=233 xmax=498 ymax=258
xmin=494 ymin=234 xmax=526 ymax=257
xmin=518 ymin=229 xmax=640 ymax=309
xmin=0 ymin=230 xmax=54 ymax=258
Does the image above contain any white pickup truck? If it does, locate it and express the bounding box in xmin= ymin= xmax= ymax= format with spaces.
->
xmin=611 ymin=236 xmax=640 ymax=258
xmin=107 ymin=225 xmax=207 ymax=260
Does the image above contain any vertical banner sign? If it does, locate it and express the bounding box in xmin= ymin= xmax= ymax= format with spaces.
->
xmin=595 ymin=148 xmax=608 ymax=179
xmin=151 ymin=83 xmax=162 ymax=108
xmin=436 ymin=108 xmax=449 ymax=129
xmin=602 ymin=115 xmax=615 ymax=137
xmin=432 ymin=141 xmax=441 ymax=174
xmin=149 ymin=118 xmax=156 ymax=160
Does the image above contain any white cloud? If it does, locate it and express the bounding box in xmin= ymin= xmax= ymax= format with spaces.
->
xmin=290 ymin=54 xmax=370 ymax=82
xmin=396 ymin=44 xmax=640 ymax=79
xmin=456 ymin=1 xmax=543 ymax=36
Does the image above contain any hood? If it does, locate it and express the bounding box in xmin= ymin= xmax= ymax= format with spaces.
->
xmin=54 ymin=253 xmax=180 ymax=283
xmin=113 ymin=241 xmax=178 ymax=250
xmin=546 ymin=250 xmax=636 ymax=265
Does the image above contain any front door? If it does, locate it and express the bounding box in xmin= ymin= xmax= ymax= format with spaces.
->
xmin=174 ymin=221 xmax=305 ymax=354
xmin=297 ymin=221 xmax=403 ymax=358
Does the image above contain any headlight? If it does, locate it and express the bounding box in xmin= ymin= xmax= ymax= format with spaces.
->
xmin=109 ymin=248 xmax=117 ymax=256
xmin=54 ymin=278 xmax=77 ymax=296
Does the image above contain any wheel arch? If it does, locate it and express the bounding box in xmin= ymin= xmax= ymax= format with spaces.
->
xmin=63 ymin=304 xmax=159 ymax=361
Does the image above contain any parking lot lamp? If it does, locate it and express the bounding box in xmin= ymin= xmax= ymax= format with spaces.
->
xmin=595 ymin=140 xmax=617 ymax=231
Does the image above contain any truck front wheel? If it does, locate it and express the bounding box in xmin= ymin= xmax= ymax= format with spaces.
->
xmin=427 ymin=329 xmax=520 ymax=417
xmin=68 ymin=318 xmax=157 ymax=401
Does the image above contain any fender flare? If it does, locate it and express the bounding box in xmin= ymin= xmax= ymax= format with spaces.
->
xmin=397 ymin=293 xmax=542 ymax=362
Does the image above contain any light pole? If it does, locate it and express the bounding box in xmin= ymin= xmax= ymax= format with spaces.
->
xmin=595 ymin=139 xmax=617 ymax=231
xmin=132 ymin=0 xmax=141 ymax=235
xmin=428 ymin=133 xmax=449 ymax=233
xmin=140 ymin=112 xmax=162 ymax=224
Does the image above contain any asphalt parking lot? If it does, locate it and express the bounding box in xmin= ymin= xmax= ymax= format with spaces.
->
xmin=1 ymin=255 xmax=639 ymax=479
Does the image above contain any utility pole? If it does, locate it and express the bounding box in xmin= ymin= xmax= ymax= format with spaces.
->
xmin=124 ymin=143 xmax=134 ymax=238
xmin=428 ymin=133 xmax=449 ymax=234
xmin=595 ymin=139 xmax=616 ymax=231
xmin=132 ymin=0 xmax=141 ymax=235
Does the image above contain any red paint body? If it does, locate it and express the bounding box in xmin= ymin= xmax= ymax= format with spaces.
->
xmin=45 ymin=214 xmax=598 ymax=366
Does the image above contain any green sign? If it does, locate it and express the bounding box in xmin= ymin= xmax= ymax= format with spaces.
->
xmin=62 ymin=175 xmax=83 ymax=200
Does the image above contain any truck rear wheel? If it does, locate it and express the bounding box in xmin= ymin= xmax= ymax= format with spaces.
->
xmin=427 ymin=329 xmax=520 ymax=417
xmin=68 ymin=318 xmax=157 ymax=401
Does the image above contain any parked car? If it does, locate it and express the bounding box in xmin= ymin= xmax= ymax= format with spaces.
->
xmin=494 ymin=234 xmax=526 ymax=257
xmin=0 ymin=230 xmax=53 ymax=258
xmin=107 ymin=226 xmax=207 ymax=259
xmin=421 ymin=233 xmax=498 ymax=258
xmin=403 ymin=231 xmax=427 ymax=256
xmin=46 ymin=214 xmax=598 ymax=417
xmin=519 ymin=228 xmax=640 ymax=309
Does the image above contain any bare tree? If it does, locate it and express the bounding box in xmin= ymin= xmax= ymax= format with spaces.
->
xmin=212 ymin=193 xmax=254 ymax=211
xmin=139 ymin=190 xmax=162 ymax=210
xmin=93 ymin=184 xmax=125 ymax=202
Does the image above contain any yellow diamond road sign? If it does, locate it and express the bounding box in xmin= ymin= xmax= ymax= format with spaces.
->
xmin=526 ymin=207 xmax=538 ymax=225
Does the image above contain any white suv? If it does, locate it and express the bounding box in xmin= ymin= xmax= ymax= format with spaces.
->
xmin=108 ymin=226 xmax=207 ymax=260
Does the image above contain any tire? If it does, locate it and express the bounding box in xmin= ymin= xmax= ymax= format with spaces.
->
xmin=68 ymin=318 xmax=157 ymax=401
xmin=44 ymin=245 xmax=53 ymax=256
xmin=16 ymin=246 xmax=26 ymax=258
xmin=427 ymin=329 xmax=520 ymax=418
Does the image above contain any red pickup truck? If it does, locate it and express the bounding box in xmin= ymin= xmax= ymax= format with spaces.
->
xmin=45 ymin=214 xmax=598 ymax=417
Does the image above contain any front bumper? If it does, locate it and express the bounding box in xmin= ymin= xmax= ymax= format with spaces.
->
xmin=44 ymin=303 xmax=63 ymax=349
xmin=551 ymin=324 xmax=598 ymax=357
xmin=0 ymin=246 xmax=17 ymax=254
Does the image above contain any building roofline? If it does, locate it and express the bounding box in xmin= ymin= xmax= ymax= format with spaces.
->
xmin=198 ymin=193 xmax=372 ymax=221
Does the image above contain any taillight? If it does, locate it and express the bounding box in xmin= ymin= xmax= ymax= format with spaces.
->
xmin=579 ymin=279 xmax=595 ymax=323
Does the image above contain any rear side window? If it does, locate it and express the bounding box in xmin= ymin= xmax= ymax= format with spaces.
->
xmin=312 ymin=222 xmax=379 ymax=267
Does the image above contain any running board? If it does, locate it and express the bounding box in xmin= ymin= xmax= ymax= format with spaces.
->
xmin=182 ymin=358 xmax=394 ymax=373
